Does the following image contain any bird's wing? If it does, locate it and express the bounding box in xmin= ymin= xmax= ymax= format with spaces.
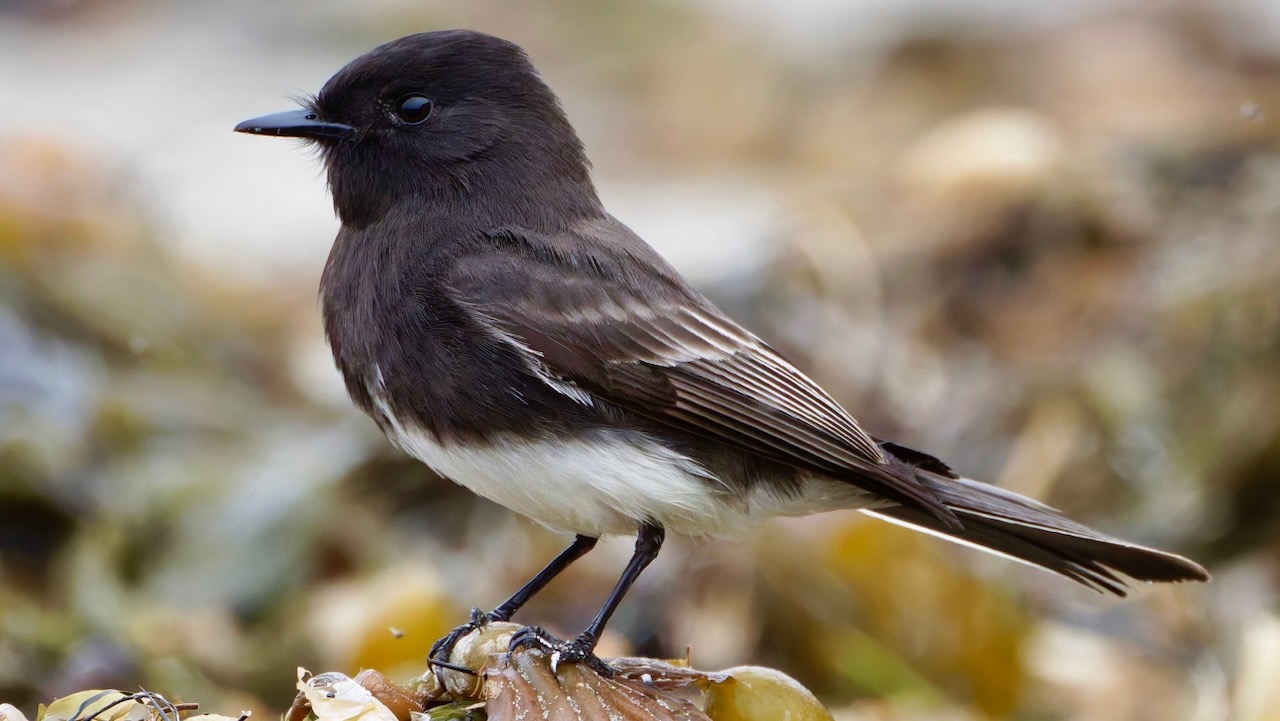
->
xmin=444 ymin=223 xmax=953 ymax=520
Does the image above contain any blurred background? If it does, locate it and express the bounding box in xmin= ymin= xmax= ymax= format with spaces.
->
xmin=2 ymin=0 xmax=1278 ymax=718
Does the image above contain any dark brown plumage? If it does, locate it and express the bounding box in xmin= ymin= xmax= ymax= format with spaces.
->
xmin=234 ymin=29 xmax=1208 ymax=675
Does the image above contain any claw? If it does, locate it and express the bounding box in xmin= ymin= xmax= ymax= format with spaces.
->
xmin=427 ymin=608 xmax=494 ymax=687
xmin=507 ymin=625 xmax=553 ymax=651
xmin=507 ymin=626 xmax=615 ymax=677
xmin=426 ymin=658 xmax=477 ymax=676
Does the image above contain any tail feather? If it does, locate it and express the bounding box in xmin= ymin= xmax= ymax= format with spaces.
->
xmin=864 ymin=470 xmax=1210 ymax=596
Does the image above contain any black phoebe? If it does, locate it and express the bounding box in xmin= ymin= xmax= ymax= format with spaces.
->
xmin=234 ymin=30 xmax=1208 ymax=674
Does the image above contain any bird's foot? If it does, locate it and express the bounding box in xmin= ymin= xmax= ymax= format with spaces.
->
xmin=508 ymin=626 xmax=614 ymax=677
xmin=427 ymin=608 xmax=492 ymax=681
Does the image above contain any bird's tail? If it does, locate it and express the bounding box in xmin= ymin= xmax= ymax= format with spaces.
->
xmin=864 ymin=444 xmax=1209 ymax=595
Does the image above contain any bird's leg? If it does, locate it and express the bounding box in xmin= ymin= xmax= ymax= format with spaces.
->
xmin=509 ymin=523 xmax=665 ymax=677
xmin=429 ymin=534 xmax=598 ymax=672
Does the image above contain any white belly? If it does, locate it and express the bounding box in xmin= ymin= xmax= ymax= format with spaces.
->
xmin=390 ymin=427 xmax=731 ymax=536
xmin=372 ymin=388 xmax=875 ymax=536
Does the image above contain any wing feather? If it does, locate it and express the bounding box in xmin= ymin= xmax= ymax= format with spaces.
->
xmin=445 ymin=223 xmax=956 ymax=522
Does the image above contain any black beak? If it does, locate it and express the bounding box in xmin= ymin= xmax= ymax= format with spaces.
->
xmin=234 ymin=108 xmax=353 ymax=140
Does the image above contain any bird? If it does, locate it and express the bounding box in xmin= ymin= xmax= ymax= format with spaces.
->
xmin=234 ymin=29 xmax=1209 ymax=676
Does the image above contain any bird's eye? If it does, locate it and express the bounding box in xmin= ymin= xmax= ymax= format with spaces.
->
xmin=394 ymin=95 xmax=433 ymax=124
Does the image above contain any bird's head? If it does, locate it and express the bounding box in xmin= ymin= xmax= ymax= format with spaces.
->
xmin=235 ymin=30 xmax=598 ymax=228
